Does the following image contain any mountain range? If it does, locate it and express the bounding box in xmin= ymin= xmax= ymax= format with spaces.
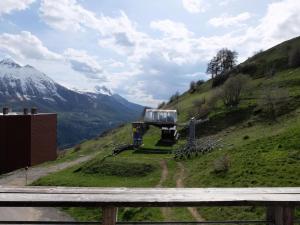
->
xmin=0 ymin=58 xmax=144 ymax=148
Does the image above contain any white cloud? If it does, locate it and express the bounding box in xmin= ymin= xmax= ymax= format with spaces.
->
xmin=33 ymin=0 xmax=300 ymax=106
xmin=182 ymin=0 xmax=208 ymax=14
xmin=63 ymin=48 xmax=105 ymax=80
xmin=150 ymin=20 xmax=193 ymax=38
xmin=0 ymin=0 xmax=35 ymax=15
xmin=40 ymin=0 xmax=147 ymax=55
xmin=0 ymin=31 xmax=61 ymax=60
xmin=209 ymin=12 xmax=252 ymax=28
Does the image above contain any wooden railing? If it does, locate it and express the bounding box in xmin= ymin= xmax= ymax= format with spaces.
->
xmin=0 ymin=187 xmax=299 ymax=225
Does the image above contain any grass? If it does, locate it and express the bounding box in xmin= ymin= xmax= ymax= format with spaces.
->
xmin=33 ymin=60 xmax=300 ymax=222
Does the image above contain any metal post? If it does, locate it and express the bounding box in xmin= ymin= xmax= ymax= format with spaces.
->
xmin=188 ymin=117 xmax=196 ymax=148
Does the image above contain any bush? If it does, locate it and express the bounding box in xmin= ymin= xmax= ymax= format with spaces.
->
xmin=213 ymin=155 xmax=230 ymax=173
xmin=212 ymin=72 xmax=230 ymax=88
xmin=238 ymin=63 xmax=258 ymax=76
xmin=219 ymin=74 xmax=250 ymax=107
xmin=189 ymin=81 xmax=197 ymax=93
xmin=288 ymin=48 xmax=300 ymax=68
xmin=197 ymin=80 xmax=205 ymax=86
xmin=207 ymin=89 xmax=221 ymax=109
xmin=257 ymin=87 xmax=290 ymax=121
xmin=157 ymin=102 xmax=165 ymax=109
xmin=193 ymin=97 xmax=206 ymax=108
xmin=169 ymin=92 xmax=180 ymax=103
xmin=74 ymin=144 xmax=81 ymax=152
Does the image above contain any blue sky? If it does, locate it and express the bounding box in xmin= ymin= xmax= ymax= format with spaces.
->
xmin=1 ymin=0 xmax=300 ymax=106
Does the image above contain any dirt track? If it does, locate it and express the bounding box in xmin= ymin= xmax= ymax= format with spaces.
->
xmin=0 ymin=154 xmax=97 ymax=224
xmin=176 ymin=162 xmax=205 ymax=222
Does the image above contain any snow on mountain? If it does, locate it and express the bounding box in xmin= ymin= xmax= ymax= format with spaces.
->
xmin=0 ymin=58 xmax=64 ymax=101
xmin=0 ymin=58 xmax=144 ymax=148
xmin=94 ymin=85 xmax=112 ymax=96
xmin=71 ymin=85 xmax=113 ymax=97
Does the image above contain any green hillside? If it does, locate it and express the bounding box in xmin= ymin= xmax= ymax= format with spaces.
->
xmin=33 ymin=37 xmax=300 ymax=222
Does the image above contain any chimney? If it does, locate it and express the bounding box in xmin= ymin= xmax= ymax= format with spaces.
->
xmin=31 ymin=107 xmax=37 ymax=115
xmin=2 ymin=107 xmax=9 ymax=115
xmin=23 ymin=108 xmax=29 ymax=115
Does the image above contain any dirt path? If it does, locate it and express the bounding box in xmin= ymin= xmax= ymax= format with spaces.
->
xmin=0 ymin=154 xmax=96 ymax=186
xmin=0 ymin=153 xmax=98 ymax=223
xmin=176 ymin=162 xmax=205 ymax=222
xmin=156 ymin=160 xmax=173 ymax=221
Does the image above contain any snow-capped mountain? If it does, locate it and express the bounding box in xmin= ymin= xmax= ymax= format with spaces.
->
xmin=0 ymin=59 xmax=144 ymax=148
xmin=0 ymin=58 xmax=64 ymax=102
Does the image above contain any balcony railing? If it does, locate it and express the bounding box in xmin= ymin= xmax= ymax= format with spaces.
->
xmin=0 ymin=187 xmax=299 ymax=225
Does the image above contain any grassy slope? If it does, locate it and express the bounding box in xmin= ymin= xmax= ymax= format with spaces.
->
xmin=33 ymin=39 xmax=300 ymax=222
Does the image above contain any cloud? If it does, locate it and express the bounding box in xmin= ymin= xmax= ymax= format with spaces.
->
xmin=0 ymin=0 xmax=35 ymax=15
xmin=63 ymin=48 xmax=106 ymax=80
xmin=218 ymin=0 xmax=237 ymax=6
xmin=34 ymin=0 xmax=300 ymax=106
xmin=150 ymin=20 xmax=193 ymax=38
xmin=0 ymin=31 xmax=61 ymax=60
xmin=182 ymin=0 xmax=208 ymax=14
xmin=208 ymin=12 xmax=252 ymax=28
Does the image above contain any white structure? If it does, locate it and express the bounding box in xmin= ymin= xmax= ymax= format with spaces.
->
xmin=144 ymin=109 xmax=177 ymax=124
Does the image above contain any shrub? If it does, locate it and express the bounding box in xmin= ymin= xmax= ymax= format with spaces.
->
xmin=258 ymin=87 xmax=290 ymax=121
xmin=157 ymin=102 xmax=165 ymax=109
xmin=243 ymin=135 xmax=250 ymax=140
xmin=212 ymin=72 xmax=230 ymax=87
xmin=193 ymin=97 xmax=206 ymax=108
xmin=239 ymin=63 xmax=258 ymax=76
xmin=219 ymin=74 xmax=250 ymax=107
xmin=197 ymin=80 xmax=205 ymax=86
xmin=189 ymin=81 xmax=197 ymax=93
xmin=207 ymin=89 xmax=221 ymax=109
xmin=74 ymin=144 xmax=81 ymax=152
xmin=169 ymin=92 xmax=180 ymax=103
xmin=288 ymin=48 xmax=300 ymax=68
xmin=213 ymin=155 xmax=230 ymax=173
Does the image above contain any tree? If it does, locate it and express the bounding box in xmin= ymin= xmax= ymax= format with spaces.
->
xmin=258 ymin=87 xmax=290 ymax=121
xmin=288 ymin=48 xmax=300 ymax=68
xmin=220 ymin=74 xmax=249 ymax=107
xmin=169 ymin=91 xmax=180 ymax=103
xmin=206 ymin=48 xmax=238 ymax=85
xmin=157 ymin=102 xmax=165 ymax=109
xmin=189 ymin=81 xmax=197 ymax=93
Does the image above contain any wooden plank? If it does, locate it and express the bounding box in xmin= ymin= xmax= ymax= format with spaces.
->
xmin=1 ymin=186 xmax=300 ymax=194
xmin=0 ymin=191 xmax=299 ymax=207
xmin=102 ymin=207 xmax=117 ymax=225
xmin=266 ymin=206 xmax=294 ymax=225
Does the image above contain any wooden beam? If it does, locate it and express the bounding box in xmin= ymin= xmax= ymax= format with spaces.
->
xmin=266 ymin=206 xmax=294 ymax=225
xmin=102 ymin=207 xmax=117 ymax=225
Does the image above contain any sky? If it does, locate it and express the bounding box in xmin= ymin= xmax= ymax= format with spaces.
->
xmin=0 ymin=0 xmax=300 ymax=106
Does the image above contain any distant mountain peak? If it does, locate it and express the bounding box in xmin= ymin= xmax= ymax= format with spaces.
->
xmin=94 ymin=85 xmax=112 ymax=96
xmin=0 ymin=58 xmax=21 ymax=68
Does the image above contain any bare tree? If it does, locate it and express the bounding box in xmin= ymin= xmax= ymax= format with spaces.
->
xmin=258 ymin=87 xmax=290 ymax=121
xmin=220 ymin=74 xmax=250 ymax=107
xmin=206 ymin=49 xmax=238 ymax=80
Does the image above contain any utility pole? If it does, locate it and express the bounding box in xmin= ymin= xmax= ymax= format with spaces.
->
xmin=188 ymin=117 xmax=209 ymax=148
